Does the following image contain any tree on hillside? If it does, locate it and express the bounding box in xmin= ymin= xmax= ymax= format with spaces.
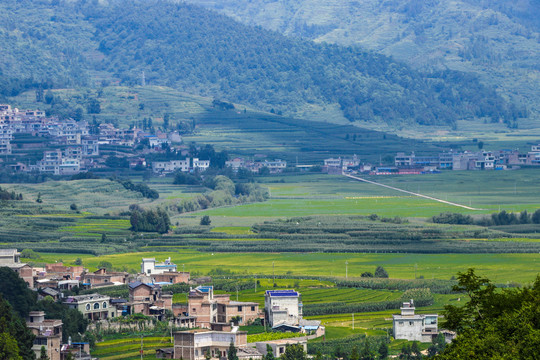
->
xmin=0 ymin=267 xmax=36 ymax=318
xmin=436 ymin=269 xmax=540 ymax=359
xmin=200 ymin=215 xmax=211 ymax=226
xmin=0 ymin=333 xmax=23 ymax=360
xmin=374 ymin=266 xmax=389 ymax=278
xmin=0 ymin=295 xmax=35 ymax=360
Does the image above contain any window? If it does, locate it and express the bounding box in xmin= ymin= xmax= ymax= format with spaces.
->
xmin=237 ymin=306 xmax=242 ymax=312
xmin=103 ymin=302 xmax=107 ymax=309
xmin=86 ymin=304 xmax=91 ymax=311
xmin=409 ymin=322 xmax=413 ymax=326
xmin=279 ymin=347 xmax=284 ymax=354
xmin=251 ymin=306 xmax=255 ymax=311
xmin=94 ymin=303 xmax=100 ymax=310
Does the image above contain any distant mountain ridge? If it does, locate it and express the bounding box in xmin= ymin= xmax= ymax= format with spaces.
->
xmin=183 ymin=0 xmax=539 ymax=121
xmin=0 ymin=0 xmax=527 ymax=128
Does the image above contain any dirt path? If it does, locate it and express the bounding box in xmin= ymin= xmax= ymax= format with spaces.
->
xmin=343 ymin=173 xmax=482 ymax=211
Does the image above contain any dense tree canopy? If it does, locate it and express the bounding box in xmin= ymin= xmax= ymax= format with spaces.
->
xmin=0 ymin=0 xmax=522 ymax=127
xmin=437 ymin=269 xmax=540 ymax=359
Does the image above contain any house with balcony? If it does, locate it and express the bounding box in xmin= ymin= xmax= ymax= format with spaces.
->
xmin=63 ymin=294 xmax=116 ymax=321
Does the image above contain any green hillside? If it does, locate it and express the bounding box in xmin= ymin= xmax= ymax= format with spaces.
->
xmin=183 ymin=0 xmax=539 ymax=126
xmin=0 ymin=0 xmax=523 ymax=129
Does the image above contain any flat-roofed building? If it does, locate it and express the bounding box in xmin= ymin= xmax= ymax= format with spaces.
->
xmin=26 ymin=311 xmax=62 ymax=360
xmin=63 ymin=294 xmax=116 ymax=321
xmin=393 ymin=300 xmax=438 ymax=342
xmin=265 ymin=290 xmax=302 ymax=328
xmin=173 ymin=329 xmax=248 ymax=360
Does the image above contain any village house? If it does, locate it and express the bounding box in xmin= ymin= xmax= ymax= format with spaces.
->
xmin=26 ymin=311 xmax=63 ymax=360
xmin=0 ymin=248 xmax=33 ymax=286
xmin=188 ymin=286 xmax=261 ymax=328
xmin=127 ymin=281 xmax=173 ymax=319
xmin=44 ymin=263 xmax=85 ymax=280
xmin=265 ymin=290 xmax=302 ymax=328
xmin=139 ymin=257 xmax=190 ymax=285
xmin=172 ymin=328 xmax=249 ymax=360
xmin=63 ymin=294 xmax=116 ymax=320
xmin=393 ymin=300 xmax=438 ymax=342
xmin=80 ymin=268 xmax=128 ymax=288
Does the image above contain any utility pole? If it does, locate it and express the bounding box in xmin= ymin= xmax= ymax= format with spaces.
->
xmin=140 ymin=335 xmax=143 ymax=360
xmin=141 ymin=71 xmax=146 ymax=87
xmin=345 ymin=261 xmax=348 ymax=279
xmin=272 ymin=261 xmax=275 ymax=286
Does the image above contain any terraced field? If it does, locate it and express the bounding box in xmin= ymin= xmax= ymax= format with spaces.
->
xmin=93 ymin=336 xmax=172 ymax=360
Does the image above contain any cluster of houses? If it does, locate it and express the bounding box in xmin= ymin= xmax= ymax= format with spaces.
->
xmin=392 ymin=147 xmax=540 ymax=172
xmin=1 ymin=104 xmax=292 ymax=177
xmin=224 ymin=158 xmax=288 ymax=174
xmin=1 ymin=249 xmax=326 ymax=360
xmin=322 ymin=146 xmax=540 ymax=175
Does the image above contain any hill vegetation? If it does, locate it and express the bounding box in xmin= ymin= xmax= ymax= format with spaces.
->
xmin=187 ymin=0 xmax=539 ymax=124
xmin=0 ymin=0 xmax=523 ymax=128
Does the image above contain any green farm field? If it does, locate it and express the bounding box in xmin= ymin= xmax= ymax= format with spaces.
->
xmin=27 ymin=250 xmax=539 ymax=284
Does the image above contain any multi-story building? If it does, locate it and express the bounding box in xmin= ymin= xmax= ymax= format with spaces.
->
xmin=262 ymin=159 xmax=287 ymax=173
xmin=188 ymin=286 xmax=261 ymax=328
xmin=152 ymin=159 xmax=191 ymax=174
xmin=80 ymin=268 xmax=128 ymax=288
xmin=127 ymin=281 xmax=173 ymax=319
xmin=142 ymin=257 xmax=178 ymax=274
xmin=81 ymin=137 xmax=100 ymax=156
xmin=63 ymin=294 xmax=116 ymax=320
xmin=392 ymin=300 xmax=438 ymax=342
xmin=264 ymin=290 xmax=302 ymax=328
xmin=138 ymin=258 xmax=189 ymax=285
xmin=0 ymin=249 xmax=33 ymax=286
xmin=26 ymin=311 xmax=62 ymax=360
xmin=173 ymin=329 xmax=248 ymax=360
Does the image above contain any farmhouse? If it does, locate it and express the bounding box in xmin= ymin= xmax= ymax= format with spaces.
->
xmin=0 ymin=248 xmax=33 ymax=286
xmin=188 ymin=286 xmax=261 ymax=328
xmin=63 ymin=294 xmax=116 ymax=320
xmin=26 ymin=311 xmax=62 ymax=360
xmin=265 ymin=290 xmax=302 ymax=328
xmin=127 ymin=281 xmax=173 ymax=319
xmin=80 ymin=268 xmax=128 ymax=288
xmin=173 ymin=329 xmax=249 ymax=360
xmin=392 ymin=300 xmax=438 ymax=342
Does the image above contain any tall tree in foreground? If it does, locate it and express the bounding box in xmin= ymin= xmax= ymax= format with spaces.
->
xmin=0 ymin=295 xmax=35 ymax=360
xmin=436 ymin=269 xmax=540 ymax=359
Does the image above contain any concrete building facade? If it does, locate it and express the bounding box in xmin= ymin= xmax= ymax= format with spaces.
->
xmin=173 ymin=329 xmax=247 ymax=360
xmin=392 ymin=300 xmax=438 ymax=342
xmin=264 ymin=290 xmax=302 ymax=328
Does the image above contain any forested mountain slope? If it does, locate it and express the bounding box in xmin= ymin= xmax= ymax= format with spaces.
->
xmin=184 ymin=0 xmax=539 ymax=122
xmin=0 ymin=0 xmax=525 ymax=127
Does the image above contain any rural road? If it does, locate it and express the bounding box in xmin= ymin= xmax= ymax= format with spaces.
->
xmin=343 ymin=173 xmax=482 ymax=211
